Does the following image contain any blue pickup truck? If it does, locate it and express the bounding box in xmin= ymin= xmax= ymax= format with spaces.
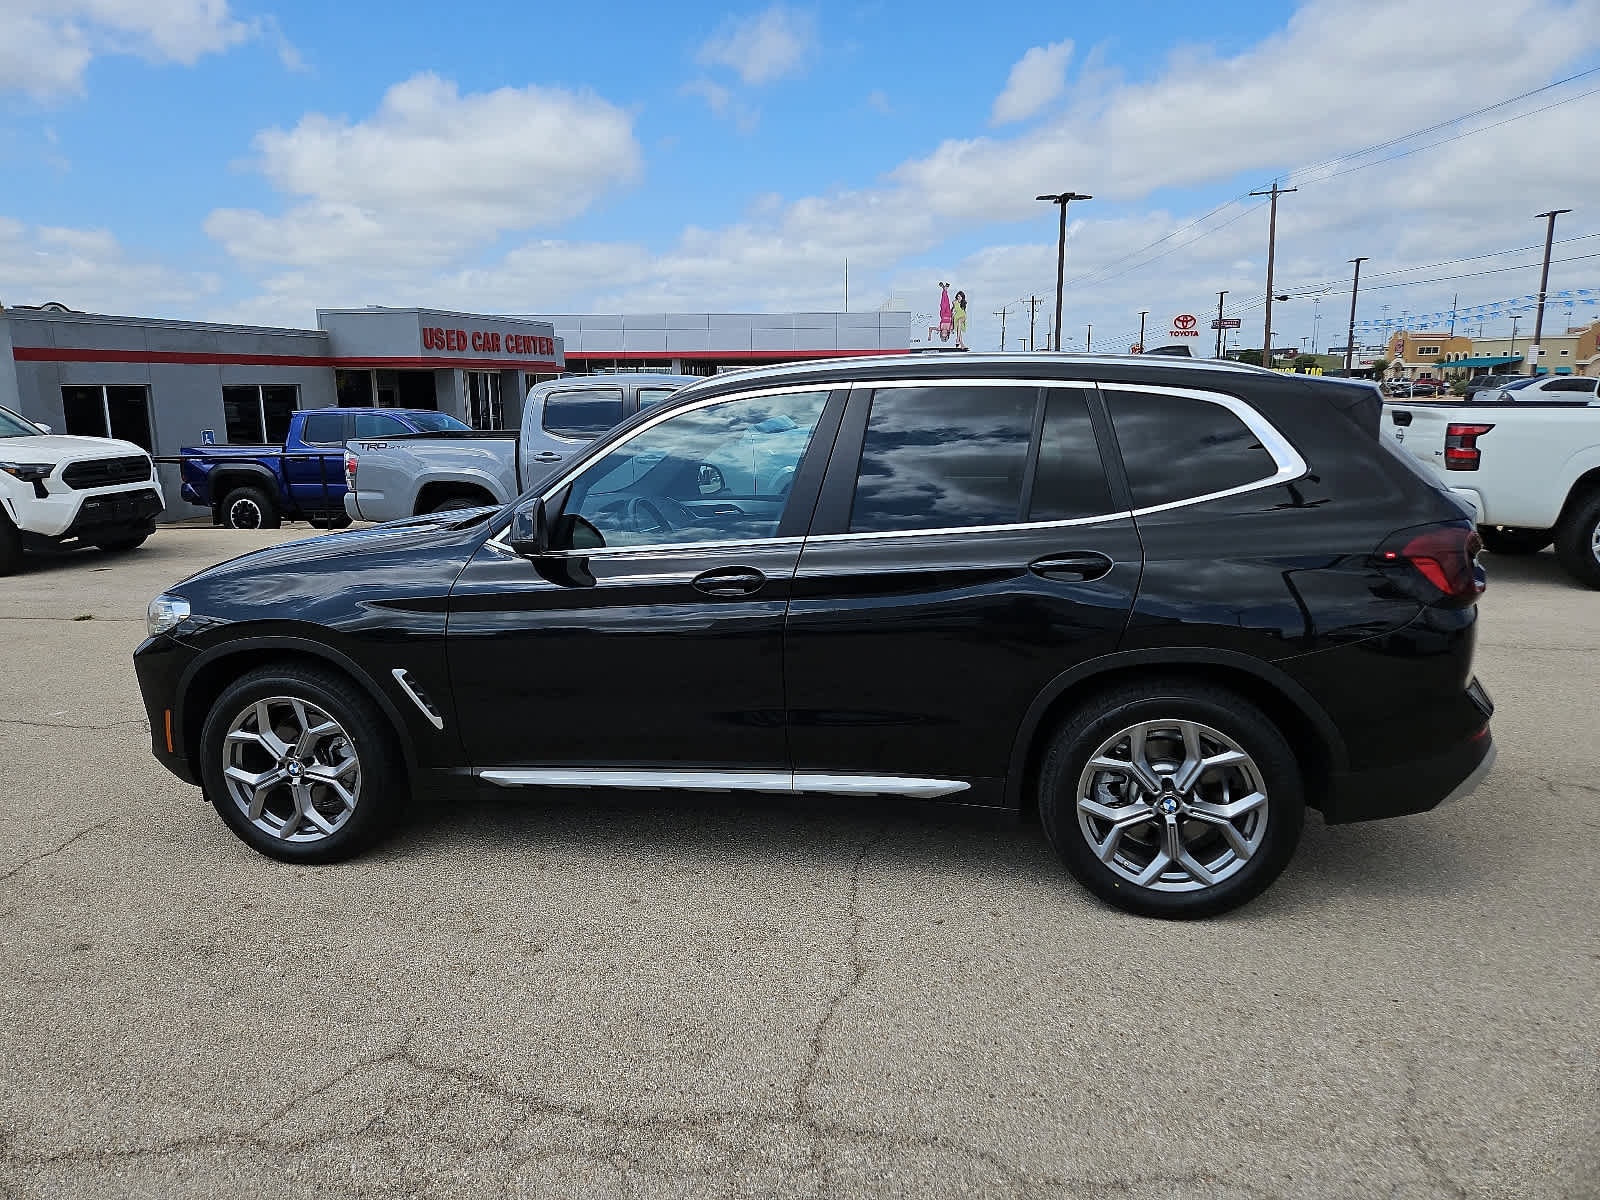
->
xmin=181 ymin=407 xmax=470 ymax=528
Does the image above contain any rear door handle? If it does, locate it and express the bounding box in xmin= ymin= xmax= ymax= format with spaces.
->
xmin=692 ymin=567 xmax=767 ymax=597
xmin=528 ymin=451 xmax=564 ymax=464
xmin=1029 ymin=552 xmax=1114 ymax=583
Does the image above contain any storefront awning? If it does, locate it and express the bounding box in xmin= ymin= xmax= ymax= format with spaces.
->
xmin=1451 ymin=355 xmax=1524 ymax=369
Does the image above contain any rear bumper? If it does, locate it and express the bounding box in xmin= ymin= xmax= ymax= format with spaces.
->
xmin=1322 ymin=726 xmax=1494 ymax=823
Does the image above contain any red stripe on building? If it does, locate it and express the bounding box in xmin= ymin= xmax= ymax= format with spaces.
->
xmin=10 ymin=347 xmax=563 ymax=372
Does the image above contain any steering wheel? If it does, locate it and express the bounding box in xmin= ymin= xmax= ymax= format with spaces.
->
xmin=625 ymin=495 xmax=672 ymax=534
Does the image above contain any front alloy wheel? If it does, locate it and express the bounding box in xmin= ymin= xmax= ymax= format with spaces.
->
xmin=199 ymin=665 xmax=398 ymax=861
xmin=222 ymin=695 xmax=362 ymax=842
xmin=1040 ymin=681 xmax=1303 ymax=917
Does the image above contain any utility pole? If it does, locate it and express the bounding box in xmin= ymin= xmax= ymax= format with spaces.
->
xmin=1530 ymin=208 xmax=1572 ymax=375
xmin=1510 ymin=315 xmax=1521 ymax=363
xmin=1249 ymin=180 xmax=1297 ymax=367
xmin=1448 ymin=291 xmax=1459 ymax=337
xmin=1213 ymin=291 xmax=1227 ymax=357
xmin=844 ymin=259 xmax=849 ymax=312
xmin=1086 ymin=323 xmax=1093 ymax=353
xmin=994 ymin=308 xmax=1008 ymax=351
xmin=1137 ymin=310 xmax=1149 ymax=353
xmin=1028 ymin=295 xmax=1040 ymax=351
xmin=1037 ymin=191 xmax=1092 ymax=356
xmin=1343 ymin=257 xmax=1367 ymax=377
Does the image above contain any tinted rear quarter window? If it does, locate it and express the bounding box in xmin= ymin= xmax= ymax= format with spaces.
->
xmin=544 ymin=388 xmax=625 ymax=439
xmin=1106 ymin=390 xmax=1280 ymax=509
xmin=849 ymin=385 xmax=1035 ymax=533
xmin=353 ymin=413 xmax=407 ymax=438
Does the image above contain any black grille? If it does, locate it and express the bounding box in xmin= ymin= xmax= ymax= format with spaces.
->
xmin=61 ymin=456 xmax=152 ymax=490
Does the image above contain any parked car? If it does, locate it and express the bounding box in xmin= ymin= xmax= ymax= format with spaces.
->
xmin=181 ymin=408 xmax=469 ymax=529
xmin=1386 ymin=381 xmax=1600 ymax=586
xmin=1473 ymin=375 xmax=1598 ymax=404
xmin=135 ymin=355 xmax=1495 ymax=918
xmin=344 ymin=374 xmax=697 ymax=523
xmin=0 ymin=403 xmax=164 ymax=575
xmin=1463 ymin=372 xmax=1526 ymax=399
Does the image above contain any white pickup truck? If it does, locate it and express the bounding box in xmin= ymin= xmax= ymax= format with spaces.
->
xmin=1385 ymin=387 xmax=1600 ymax=588
xmin=0 ymin=403 xmax=165 ymax=575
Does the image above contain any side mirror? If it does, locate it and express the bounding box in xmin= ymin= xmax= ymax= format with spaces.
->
xmin=697 ymin=464 xmax=725 ymax=496
xmin=506 ymin=497 xmax=549 ymax=558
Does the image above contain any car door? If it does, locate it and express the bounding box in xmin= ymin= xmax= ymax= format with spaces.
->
xmin=446 ymin=385 xmax=846 ymax=783
xmin=524 ymin=385 xmax=629 ymax=478
xmin=783 ymin=380 xmax=1143 ymax=806
xmin=287 ymin=410 xmax=350 ymax=515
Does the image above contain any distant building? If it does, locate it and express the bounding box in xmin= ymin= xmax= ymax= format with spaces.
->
xmin=1384 ymin=321 xmax=1600 ymax=379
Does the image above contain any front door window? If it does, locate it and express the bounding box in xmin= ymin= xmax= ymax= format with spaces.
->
xmin=552 ymin=390 xmax=830 ymax=549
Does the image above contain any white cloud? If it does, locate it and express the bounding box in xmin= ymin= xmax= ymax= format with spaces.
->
xmin=0 ymin=0 xmax=257 ymax=98
xmin=0 ymin=217 xmax=215 ymax=313
xmin=682 ymin=77 xmax=733 ymax=116
xmin=204 ymin=73 xmax=642 ymax=272
xmin=696 ymin=5 xmax=816 ymax=85
xmin=990 ymin=40 xmax=1072 ymax=125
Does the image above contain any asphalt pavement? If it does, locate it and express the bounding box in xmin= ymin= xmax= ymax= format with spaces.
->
xmin=0 ymin=525 xmax=1595 ymax=1199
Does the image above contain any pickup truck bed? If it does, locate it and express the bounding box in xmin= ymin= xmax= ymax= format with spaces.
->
xmin=1385 ymin=395 xmax=1600 ymax=587
xmin=344 ymin=430 xmax=522 ymax=520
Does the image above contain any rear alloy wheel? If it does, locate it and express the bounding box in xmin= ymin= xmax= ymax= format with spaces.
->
xmin=199 ymin=665 xmax=398 ymax=862
xmin=1039 ymin=681 xmax=1304 ymax=918
xmin=1478 ymin=527 xmax=1551 ymax=556
xmin=1554 ymin=491 xmax=1600 ymax=590
xmin=428 ymin=496 xmax=487 ymax=514
xmin=220 ymin=486 xmax=281 ymax=530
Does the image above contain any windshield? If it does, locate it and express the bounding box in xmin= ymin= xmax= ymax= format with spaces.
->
xmin=407 ymin=412 xmax=472 ymax=432
xmin=0 ymin=406 xmax=43 ymax=438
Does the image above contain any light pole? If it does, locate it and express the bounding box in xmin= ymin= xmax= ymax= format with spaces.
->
xmin=1510 ymin=315 xmax=1521 ymax=364
xmin=1344 ymin=257 xmax=1367 ymax=376
xmin=1038 ymin=191 xmax=1092 ymax=356
xmin=1213 ymin=291 xmax=1227 ymax=358
xmin=1086 ymin=323 xmax=1093 ymax=353
xmin=1137 ymin=310 xmax=1148 ymax=352
xmin=1529 ymin=208 xmax=1572 ymax=375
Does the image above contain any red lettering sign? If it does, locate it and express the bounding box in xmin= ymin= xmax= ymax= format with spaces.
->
xmin=422 ymin=326 xmax=553 ymax=359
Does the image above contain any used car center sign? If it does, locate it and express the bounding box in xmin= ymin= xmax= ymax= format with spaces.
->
xmin=1170 ymin=314 xmax=1201 ymax=338
xmin=421 ymin=325 xmax=557 ymax=358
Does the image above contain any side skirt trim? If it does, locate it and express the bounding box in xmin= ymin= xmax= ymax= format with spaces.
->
xmin=476 ymin=768 xmax=970 ymax=799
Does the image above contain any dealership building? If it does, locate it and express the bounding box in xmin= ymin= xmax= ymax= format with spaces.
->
xmin=0 ymin=302 xmax=911 ymax=520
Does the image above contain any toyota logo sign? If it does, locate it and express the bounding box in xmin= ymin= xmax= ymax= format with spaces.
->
xmin=1170 ymin=313 xmax=1200 ymax=338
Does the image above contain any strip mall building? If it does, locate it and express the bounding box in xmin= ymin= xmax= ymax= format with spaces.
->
xmin=0 ymin=303 xmax=911 ymax=520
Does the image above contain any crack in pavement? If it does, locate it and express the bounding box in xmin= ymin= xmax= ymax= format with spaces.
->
xmin=0 ymin=818 xmax=115 ymax=885
xmin=0 ymin=717 xmax=147 ymax=732
xmin=1393 ymin=1048 xmax=1469 ymax=1199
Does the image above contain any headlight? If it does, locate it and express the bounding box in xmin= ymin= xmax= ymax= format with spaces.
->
xmin=0 ymin=462 xmax=52 ymax=483
xmin=146 ymin=594 xmax=191 ymax=637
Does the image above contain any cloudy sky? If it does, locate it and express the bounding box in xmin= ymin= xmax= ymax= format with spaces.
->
xmin=3 ymin=0 xmax=1599 ymax=354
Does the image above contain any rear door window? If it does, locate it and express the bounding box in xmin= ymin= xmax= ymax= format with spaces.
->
xmin=300 ymin=412 xmax=346 ymax=445
xmin=848 ymin=385 xmax=1035 ymax=533
xmin=1028 ymin=388 xmax=1115 ymax=521
xmin=637 ymin=387 xmax=679 ymax=409
xmin=1105 ymin=389 xmax=1282 ymax=510
xmin=543 ymin=388 xmax=625 ymax=439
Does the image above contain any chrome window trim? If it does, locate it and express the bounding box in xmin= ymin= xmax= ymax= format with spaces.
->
xmin=1097 ymin=382 xmax=1308 ymax=517
xmin=488 ymin=383 xmax=838 ymax=549
xmin=805 ymin=511 xmax=1134 ymax=544
xmin=478 ymin=767 xmax=970 ymax=799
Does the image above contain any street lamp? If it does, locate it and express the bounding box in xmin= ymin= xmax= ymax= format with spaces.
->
xmin=1137 ymin=310 xmax=1148 ymax=352
xmin=1037 ymin=191 xmax=1092 ymax=356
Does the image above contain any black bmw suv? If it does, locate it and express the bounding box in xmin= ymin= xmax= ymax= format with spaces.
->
xmin=135 ymin=355 xmax=1494 ymax=917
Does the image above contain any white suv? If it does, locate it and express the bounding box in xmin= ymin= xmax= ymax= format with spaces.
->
xmin=0 ymin=404 xmax=164 ymax=574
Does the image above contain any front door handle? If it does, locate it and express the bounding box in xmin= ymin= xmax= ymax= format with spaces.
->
xmin=528 ymin=451 xmax=564 ymax=464
xmin=692 ymin=567 xmax=767 ymax=597
xmin=1029 ymin=552 xmax=1114 ymax=583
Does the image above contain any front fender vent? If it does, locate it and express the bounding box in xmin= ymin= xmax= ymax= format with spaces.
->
xmin=391 ymin=669 xmax=444 ymax=730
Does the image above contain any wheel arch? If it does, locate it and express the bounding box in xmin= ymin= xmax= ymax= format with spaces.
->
xmin=1556 ymin=465 xmax=1600 ymax=530
xmin=1005 ymin=649 xmax=1348 ymax=815
xmin=413 ymin=478 xmax=501 ymax=516
xmin=175 ymin=636 xmax=420 ymax=778
xmin=207 ymin=465 xmax=279 ymax=503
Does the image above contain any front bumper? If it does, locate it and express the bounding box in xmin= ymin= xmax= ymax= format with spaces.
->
xmin=134 ymin=632 xmax=201 ymax=786
xmin=12 ymin=484 xmax=165 ymax=540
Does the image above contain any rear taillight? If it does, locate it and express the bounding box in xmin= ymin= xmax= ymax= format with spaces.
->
xmin=1444 ymin=423 xmax=1494 ymax=471
xmin=344 ymin=452 xmax=357 ymax=487
xmin=1377 ymin=521 xmax=1485 ymax=604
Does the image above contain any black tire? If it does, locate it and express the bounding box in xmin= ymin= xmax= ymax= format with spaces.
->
xmin=1479 ymin=527 xmax=1551 ymax=556
xmin=199 ymin=664 xmax=401 ymax=863
xmin=220 ymin=486 xmax=281 ymax=530
xmin=93 ymin=532 xmax=149 ymax=553
xmin=1554 ymin=491 xmax=1600 ymax=590
xmin=1038 ymin=679 xmax=1305 ymax=918
xmin=0 ymin=512 xmax=21 ymax=577
xmin=428 ymin=496 xmax=487 ymax=514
